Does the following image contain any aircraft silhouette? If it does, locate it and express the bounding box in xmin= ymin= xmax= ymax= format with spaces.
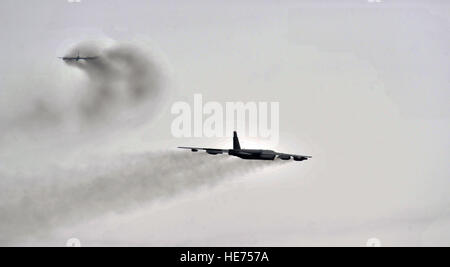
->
xmin=58 ymin=51 xmax=98 ymax=61
xmin=179 ymin=131 xmax=311 ymax=161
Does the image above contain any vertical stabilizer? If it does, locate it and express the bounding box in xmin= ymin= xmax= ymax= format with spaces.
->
xmin=233 ymin=131 xmax=241 ymax=150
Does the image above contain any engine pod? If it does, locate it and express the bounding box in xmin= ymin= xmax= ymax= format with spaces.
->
xmin=206 ymin=149 xmax=223 ymax=155
xmin=293 ymin=156 xmax=307 ymax=161
xmin=278 ymin=154 xmax=291 ymax=160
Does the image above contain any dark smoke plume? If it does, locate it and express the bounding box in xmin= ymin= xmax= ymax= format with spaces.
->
xmin=0 ymin=39 xmax=168 ymax=138
xmin=63 ymin=40 xmax=167 ymax=125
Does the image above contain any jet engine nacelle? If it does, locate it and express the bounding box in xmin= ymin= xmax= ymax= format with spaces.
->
xmin=278 ymin=154 xmax=291 ymax=160
xmin=293 ymin=156 xmax=308 ymax=161
xmin=206 ymin=149 xmax=223 ymax=155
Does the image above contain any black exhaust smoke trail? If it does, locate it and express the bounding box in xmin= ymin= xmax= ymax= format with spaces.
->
xmin=0 ymin=151 xmax=287 ymax=243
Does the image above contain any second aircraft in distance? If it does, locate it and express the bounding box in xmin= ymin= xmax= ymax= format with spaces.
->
xmin=59 ymin=51 xmax=98 ymax=62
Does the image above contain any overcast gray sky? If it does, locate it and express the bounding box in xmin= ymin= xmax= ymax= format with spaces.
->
xmin=0 ymin=0 xmax=449 ymax=246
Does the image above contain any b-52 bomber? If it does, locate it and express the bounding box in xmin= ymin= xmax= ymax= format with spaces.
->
xmin=179 ymin=131 xmax=311 ymax=161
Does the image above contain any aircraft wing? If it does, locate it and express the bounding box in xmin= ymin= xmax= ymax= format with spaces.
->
xmin=275 ymin=152 xmax=312 ymax=161
xmin=80 ymin=56 xmax=98 ymax=60
xmin=178 ymin=147 xmax=229 ymax=155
